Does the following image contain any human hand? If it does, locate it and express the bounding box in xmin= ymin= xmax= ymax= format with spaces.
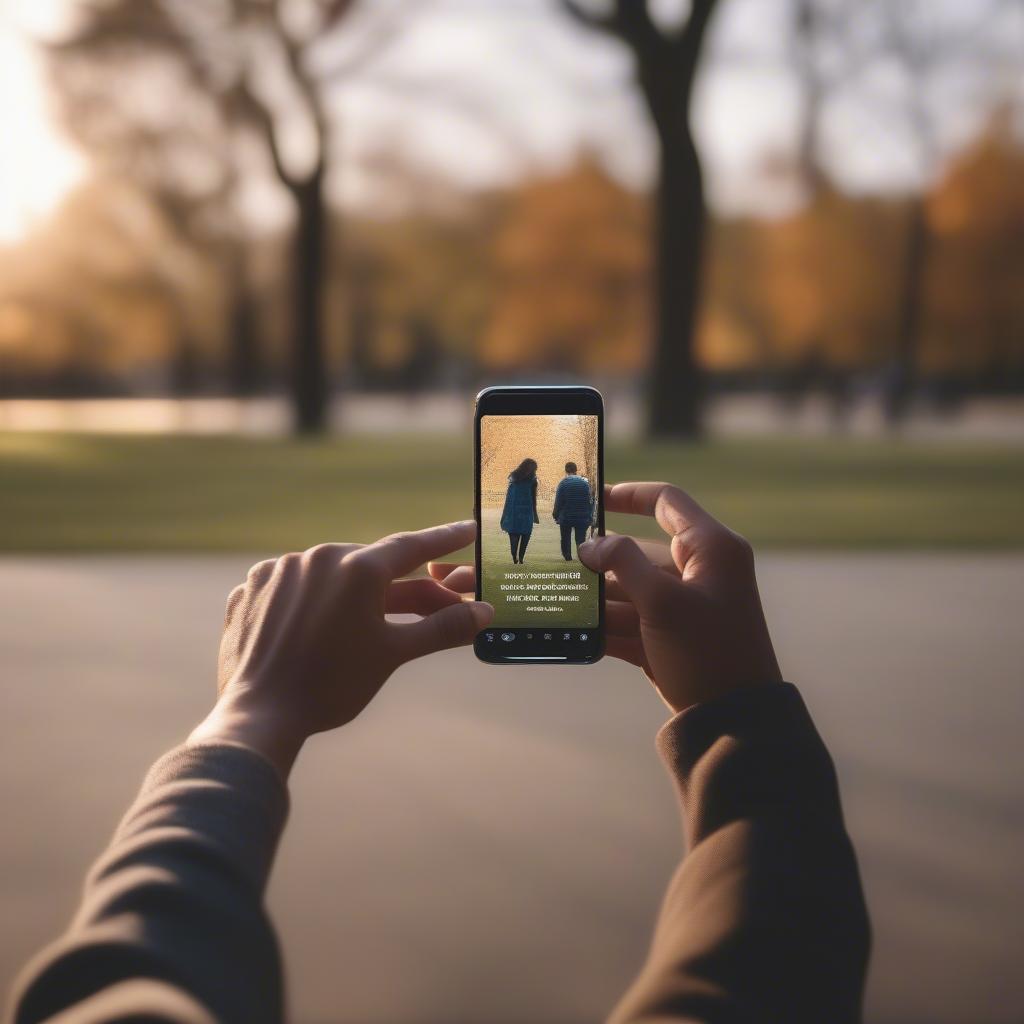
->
xmin=581 ymin=482 xmax=781 ymax=713
xmin=428 ymin=484 xmax=780 ymax=715
xmin=189 ymin=521 xmax=493 ymax=777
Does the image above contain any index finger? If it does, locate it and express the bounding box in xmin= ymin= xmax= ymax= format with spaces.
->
xmin=604 ymin=482 xmax=715 ymax=538
xmin=352 ymin=520 xmax=477 ymax=582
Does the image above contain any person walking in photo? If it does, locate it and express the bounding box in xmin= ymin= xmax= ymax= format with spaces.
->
xmin=500 ymin=457 xmax=540 ymax=564
xmin=552 ymin=461 xmax=594 ymax=561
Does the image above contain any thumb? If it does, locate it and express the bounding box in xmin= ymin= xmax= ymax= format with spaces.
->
xmin=398 ymin=600 xmax=494 ymax=660
xmin=579 ymin=535 xmax=673 ymax=619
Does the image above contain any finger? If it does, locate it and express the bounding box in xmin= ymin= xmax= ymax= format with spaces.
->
xmin=427 ymin=561 xmax=457 ymax=581
xmin=578 ymin=534 xmax=676 ymax=619
xmin=604 ymin=482 xmax=715 ymax=538
xmin=603 ymin=572 xmax=632 ymax=603
xmin=630 ymin=537 xmax=678 ymax=573
xmin=246 ymin=558 xmax=277 ymax=589
xmin=432 ymin=565 xmax=475 ymax=594
xmin=350 ymin=521 xmax=476 ymax=583
xmin=396 ymin=601 xmax=494 ymax=660
xmin=604 ymin=634 xmax=650 ymax=672
xmin=605 ymin=569 xmax=673 ymax=604
xmin=224 ymin=584 xmax=245 ymax=626
xmin=301 ymin=542 xmax=363 ymax=565
xmin=605 ymin=598 xmax=641 ymax=637
xmin=603 ymin=544 xmax=677 ymax=603
xmin=385 ymin=577 xmax=463 ymax=616
xmin=427 ymin=561 xmax=471 ymax=583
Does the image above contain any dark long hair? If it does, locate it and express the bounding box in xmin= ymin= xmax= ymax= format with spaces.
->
xmin=509 ymin=458 xmax=538 ymax=482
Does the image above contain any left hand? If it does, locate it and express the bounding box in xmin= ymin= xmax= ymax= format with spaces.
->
xmin=189 ymin=521 xmax=493 ymax=778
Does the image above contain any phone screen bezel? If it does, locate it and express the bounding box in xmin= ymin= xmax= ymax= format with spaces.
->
xmin=473 ymin=385 xmax=605 ymax=665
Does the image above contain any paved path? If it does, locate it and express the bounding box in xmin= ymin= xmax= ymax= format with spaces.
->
xmin=1 ymin=556 xmax=1022 ymax=1024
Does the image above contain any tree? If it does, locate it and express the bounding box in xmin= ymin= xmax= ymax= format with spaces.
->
xmin=483 ymin=158 xmax=647 ymax=374
xmin=780 ymin=0 xmax=1022 ymax=422
xmin=49 ymin=0 xmax=408 ymax=433
xmin=48 ymin=15 xmax=258 ymax=398
xmin=927 ymin=114 xmax=1024 ymax=385
xmin=0 ymin=179 xmax=210 ymax=392
xmin=560 ymin=0 xmax=719 ymax=438
xmin=877 ymin=2 xmax=940 ymax=425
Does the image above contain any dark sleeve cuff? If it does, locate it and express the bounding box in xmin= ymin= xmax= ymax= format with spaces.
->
xmin=656 ymin=682 xmax=847 ymax=848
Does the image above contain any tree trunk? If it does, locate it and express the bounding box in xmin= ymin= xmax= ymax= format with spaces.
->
xmin=647 ymin=128 xmax=706 ymax=438
xmin=290 ymin=167 xmax=329 ymax=435
xmin=225 ymin=243 xmax=261 ymax=397
xmin=884 ymin=196 xmax=928 ymax=426
xmin=168 ymin=293 xmax=202 ymax=396
xmin=170 ymin=334 xmax=202 ymax=396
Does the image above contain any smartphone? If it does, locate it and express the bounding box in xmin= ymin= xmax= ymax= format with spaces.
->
xmin=473 ymin=385 xmax=605 ymax=664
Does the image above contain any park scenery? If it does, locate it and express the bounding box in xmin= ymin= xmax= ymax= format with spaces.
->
xmin=1 ymin=1 xmax=1024 ymax=1022
xmin=480 ymin=414 xmax=598 ymax=627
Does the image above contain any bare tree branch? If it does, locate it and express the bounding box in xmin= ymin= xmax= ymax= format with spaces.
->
xmin=316 ymin=0 xmax=428 ymax=83
xmin=559 ymin=0 xmax=619 ymax=35
xmin=266 ymin=1 xmax=329 ymax=175
xmin=677 ymin=0 xmax=717 ymax=61
xmin=612 ymin=0 xmax=664 ymax=53
xmin=560 ymin=0 xmax=669 ymax=59
xmin=229 ymin=78 xmax=296 ymax=189
xmin=321 ymin=0 xmax=359 ymax=29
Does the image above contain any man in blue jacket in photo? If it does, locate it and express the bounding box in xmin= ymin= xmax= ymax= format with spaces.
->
xmin=552 ymin=461 xmax=594 ymax=561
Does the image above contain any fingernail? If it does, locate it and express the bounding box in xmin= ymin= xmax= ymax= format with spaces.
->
xmin=456 ymin=519 xmax=476 ymax=530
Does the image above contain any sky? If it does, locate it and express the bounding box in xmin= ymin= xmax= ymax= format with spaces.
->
xmin=0 ymin=0 xmax=1021 ymax=243
xmin=0 ymin=0 xmax=84 ymax=241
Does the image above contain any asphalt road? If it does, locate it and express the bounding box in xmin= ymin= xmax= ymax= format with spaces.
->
xmin=1 ymin=555 xmax=1022 ymax=1024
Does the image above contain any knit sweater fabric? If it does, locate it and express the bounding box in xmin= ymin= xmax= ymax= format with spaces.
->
xmin=5 ymin=683 xmax=869 ymax=1024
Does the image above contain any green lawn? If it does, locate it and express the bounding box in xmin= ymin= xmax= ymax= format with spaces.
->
xmin=0 ymin=432 xmax=1021 ymax=552
xmin=480 ymin=508 xmax=599 ymax=627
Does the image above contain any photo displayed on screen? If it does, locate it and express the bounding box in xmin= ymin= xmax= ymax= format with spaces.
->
xmin=480 ymin=414 xmax=599 ymax=628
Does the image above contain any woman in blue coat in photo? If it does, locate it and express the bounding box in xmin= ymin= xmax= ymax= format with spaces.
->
xmin=500 ymin=458 xmax=540 ymax=563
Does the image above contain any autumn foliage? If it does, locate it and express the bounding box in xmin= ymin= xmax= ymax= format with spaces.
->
xmin=1 ymin=123 xmax=1023 ymax=394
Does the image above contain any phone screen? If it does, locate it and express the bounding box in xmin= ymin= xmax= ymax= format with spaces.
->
xmin=474 ymin=388 xmax=604 ymax=664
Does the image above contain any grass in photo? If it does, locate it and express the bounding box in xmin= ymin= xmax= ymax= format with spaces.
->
xmin=480 ymin=508 xmax=597 ymax=627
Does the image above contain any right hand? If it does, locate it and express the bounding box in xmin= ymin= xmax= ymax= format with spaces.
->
xmin=581 ymin=482 xmax=781 ymax=712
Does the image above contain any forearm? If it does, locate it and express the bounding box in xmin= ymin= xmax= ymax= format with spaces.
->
xmin=6 ymin=742 xmax=289 ymax=1024
xmin=188 ymin=696 xmax=305 ymax=780
xmin=612 ymin=684 xmax=870 ymax=1024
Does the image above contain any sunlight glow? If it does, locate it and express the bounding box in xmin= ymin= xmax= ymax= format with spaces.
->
xmin=0 ymin=3 xmax=84 ymax=243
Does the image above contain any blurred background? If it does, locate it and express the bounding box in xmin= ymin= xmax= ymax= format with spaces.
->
xmin=1 ymin=0 xmax=1022 ymax=1022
